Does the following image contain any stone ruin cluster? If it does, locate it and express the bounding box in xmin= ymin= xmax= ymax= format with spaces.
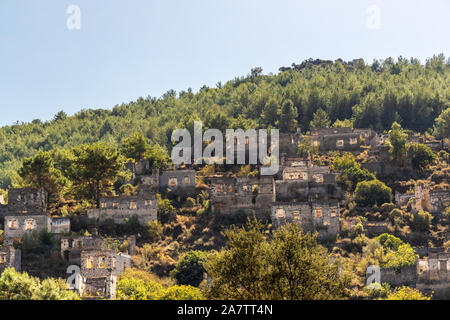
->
xmin=0 ymin=126 xmax=448 ymax=298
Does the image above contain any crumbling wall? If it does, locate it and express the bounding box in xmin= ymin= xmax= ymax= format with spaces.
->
xmin=209 ymin=176 xmax=275 ymax=220
xmin=271 ymin=200 xmax=340 ymax=238
xmin=3 ymin=215 xmax=51 ymax=240
xmin=159 ymin=170 xmax=196 ymax=196
xmin=0 ymin=188 xmax=47 ymax=217
xmin=87 ymin=192 xmax=158 ymax=225
xmin=379 ymin=265 xmax=418 ymax=287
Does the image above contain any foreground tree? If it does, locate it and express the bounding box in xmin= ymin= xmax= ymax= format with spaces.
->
xmin=0 ymin=268 xmax=79 ymax=300
xmin=204 ymin=219 xmax=350 ymax=300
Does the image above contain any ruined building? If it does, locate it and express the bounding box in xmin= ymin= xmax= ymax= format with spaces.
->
xmin=416 ymin=249 xmax=450 ymax=297
xmin=75 ymin=237 xmax=131 ymax=299
xmin=271 ymin=161 xmax=342 ymax=239
xmin=208 ymin=175 xmax=275 ymax=220
xmin=1 ymin=188 xmax=51 ymax=243
xmin=377 ymin=248 xmax=450 ymax=298
xmin=87 ymin=186 xmax=158 ymax=225
xmin=61 ymin=235 xmax=136 ymax=265
xmin=159 ymin=170 xmax=196 ymax=196
xmin=308 ymin=127 xmax=379 ymax=153
xmin=1 ymin=188 xmax=70 ymax=243
xmin=271 ymin=200 xmax=340 ymax=239
xmin=412 ymin=184 xmax=450 ymax=215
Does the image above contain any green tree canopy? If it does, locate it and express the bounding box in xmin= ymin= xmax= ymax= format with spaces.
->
xmin=204 ymin=219 xmax=350 ymax=300
xmin=310 ymin=108 xmax=331 ymax=129
xmin=0 ymin=268 xmax=80 ymax=300
xmin=433 ymin=108 xmax=450 ymax=139
xmin=170 ymin=250 xmax=208 ymax=287
xmin=70 ymin=142 xmax=127 ymax=206
xmin=388 ymin=122 xmax=408 ymax=166
xmin=354 ymin=179 xmax=392 ymax=207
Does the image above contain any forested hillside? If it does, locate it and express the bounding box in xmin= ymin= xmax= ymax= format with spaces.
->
xmin=0 ymin=55 xmax=449 ymax=187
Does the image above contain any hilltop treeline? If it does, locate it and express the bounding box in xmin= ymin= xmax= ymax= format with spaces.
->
xmin=0 ymin=54 xmax=449 ymax=187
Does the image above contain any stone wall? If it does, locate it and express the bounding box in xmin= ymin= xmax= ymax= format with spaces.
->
xmin=87 ymin=192 xmax=158 ymax=225
xmin=209 ymin=176 xmax=275 ymax=220
xmin=3 ymin=215 xmax=51 ymax=240
xmin=159 ymin=170 xmax=196 ymax=196
xmin=379 ymin=265 xmax=418 ymax=287
xmin=0 ymin=188 xmax=47 ymax=217
xmin=271 ymin=200 xmax=340 ymax=238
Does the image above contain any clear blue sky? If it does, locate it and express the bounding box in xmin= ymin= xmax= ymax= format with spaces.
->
xmin=0 ymin=0 xmax=449 ymax=126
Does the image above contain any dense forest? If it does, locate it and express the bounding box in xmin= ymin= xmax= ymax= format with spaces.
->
xmin=0 ymin=55 xmax=449 ymax=187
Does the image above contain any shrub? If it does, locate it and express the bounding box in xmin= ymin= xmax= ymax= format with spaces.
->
xmin=146 ymin=221 xmax=163 ymax=242
xmin=157 ymin=195 xmax=177 ymax=224
xmin=185 ymin=197 xmax=196 ymax=208
xmin=386 ymin=286 xmax=431 ymax=300
xmin=409 ymin=210 xmax=433 ymax=232
xmin=170 ymin=251 xmax=207 ymax=287
xmin=332 ymin=153 xmax=375 ymax=191
xmin=380 ymin=203 xmax=395 ymax=213
xmin=354 ymin=180 xmax=392 ymax=207
xmin=377 ymin=233 xmax=404 ymax=252
xmin=409 ymin=143 xmax=437 ymax=169
xmin=159 ymin=285 xmax=204 ymax=300
xmin=383 ymin=243 xmax=417 ymax=270
xmin=0 ymin=268 xmax=80 ymax=300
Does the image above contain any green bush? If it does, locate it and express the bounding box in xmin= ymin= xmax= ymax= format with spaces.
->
xmin=157 ymin=195 xmax=177 ymax=224
xmin=386 ymin=286 xmax=431 ymax=300
xmin=146 ymin=221 xmax=163 ymax=242
xmin=409 ymin=143 xmax=437 ymax=169
xmin=354 ymin=180 xmax=392 ymax=207
xmin=409 ymin=210 xmax=433 ymax=232
xmin=170 ymin=251 xmax=207 ymax=287
xmin=376 ymin=233 xmax=403 ymax=251
xmin=332 ymin=153 xmax=375 ymax=191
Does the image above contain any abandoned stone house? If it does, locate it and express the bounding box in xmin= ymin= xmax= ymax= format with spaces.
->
xmin=159 ymin=170 xmax=196 ymax=195
xmin=396 ymin=183 xmax=450 ymax=215
xmin=0 ymin=245 xmax=21 ymax=273
xmin=79 ymin=238 xmax=131 ymax=299
xmin=0 ymin=188 xmax=47 ymax=217
xmin=61 ymin=235 xmax=136 ymax=265
xmin=208 ymin=175 xmax=275 ymax=219
xmin=275 ymin=166 xmax=342 ymax=202
xmin=308 ymin=127 xmax=378 ymax=153
xmin=416 ymin=249 xmax=450 ymax=297
xmin=0 ymin=188 xmax=53 ymax=242
xmin=271 ymin=200 xmax=340 ymax=238
xmin=3 ymin=215 xmax=52 ymax=242
xmin=412 ymin=184 xmax=450 ymax=215
xmin=377 ymin=248 xmax=450 ymax=298
xmin=87 ymin=191 xmax=158 ymax=225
